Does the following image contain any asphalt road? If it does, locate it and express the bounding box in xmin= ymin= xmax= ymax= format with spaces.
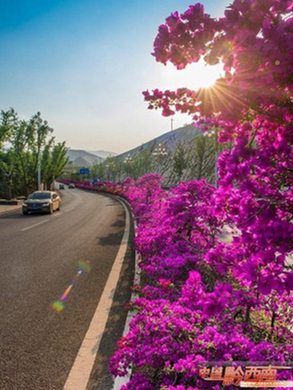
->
xmin=0 ymin=188 xmax=132 ymax=390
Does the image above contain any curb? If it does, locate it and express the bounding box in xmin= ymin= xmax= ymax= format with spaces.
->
xmin=0 ymin=201 xmax=19 ymax=205
xmin=0 ymin=206 xmax=22 ymax=216
xmin=112 ymin=197 xmax=140 ymax=390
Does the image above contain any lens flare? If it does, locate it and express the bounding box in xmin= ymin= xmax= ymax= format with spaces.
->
xmin=78 ymin=260 xmax=91 ymax=273
xmin=51 ymin=260 xmax=91 ymax=313
xmin=52 ymin=300 xmax=65 ymax=312
xmin=60 ymin=284 xmax=74 ymax=301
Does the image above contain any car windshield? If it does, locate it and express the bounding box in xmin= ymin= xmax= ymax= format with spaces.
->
xmin=28 ymin=192 xmax=51 ymax=200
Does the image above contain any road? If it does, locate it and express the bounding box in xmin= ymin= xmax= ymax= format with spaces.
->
xmin=0 ymin=188 xmax=134 ymax=390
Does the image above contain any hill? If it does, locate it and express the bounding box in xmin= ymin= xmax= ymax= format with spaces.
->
xmin=67 ymin=149 xmax=103 ymax=166
xmin=65 ymin=124 xmax=216 ymax=184
xmin=111 ymin=123 xmax=217 ymax=185
xmin=88 ymin=150 xmax=117 ymax=159
xmin=115 ymin=124 xmax=200 ymax=160
xmin=67 ymin=125 xmax=199 ymax=166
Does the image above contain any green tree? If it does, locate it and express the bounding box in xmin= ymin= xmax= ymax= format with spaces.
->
xmin=122 ymin=150 xmax=153 ymax=180
xmin=0 ymin=109 xmax=68 ymax=197
xmin=171 ymin=142 xmax=188 ymax=183
xmin=42 ymin=141 xmax=68 ymax=189
xmin=91 ymin=162 xmax=106 ymax=181
xmin=0 ymin=109 xmax=19 ymax=198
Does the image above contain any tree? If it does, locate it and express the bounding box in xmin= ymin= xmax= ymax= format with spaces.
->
xmin=170 ymin=142 xmax=188 ymax=182
xmin=127 ymin=150 xmax=154 ymax=180
xmin=0 ymin=109 xmax=68 ymax=197
xmin=93 ymin=162 xmax=106 ymax=181
xmin=0 ymin=109 xmax=19 ymax=198
xmin=42 ymin=141 xmax=69 ymax=189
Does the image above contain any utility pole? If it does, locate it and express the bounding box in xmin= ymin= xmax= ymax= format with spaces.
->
xmin=152 ymin=143 xmax=168 ymax=175
xmin=123 ymin=154 xmax=133 ymax=178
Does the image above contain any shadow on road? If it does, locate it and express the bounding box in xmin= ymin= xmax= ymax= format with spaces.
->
xmin=97 ymin=214 xmax=125 ymax=246
xmin=97 ymin=230 xmax=124 ymax=247
xmin=111 ymin=219 xmax=125 ymax=228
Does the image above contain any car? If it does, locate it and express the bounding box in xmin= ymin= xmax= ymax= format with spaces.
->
xmin=22 ymin=191 xmax=61 ymax=215
xmin=59 ymin=184 xmax=65 ymax=190
xmin=68 ymin=183 xmax=75 ymax=189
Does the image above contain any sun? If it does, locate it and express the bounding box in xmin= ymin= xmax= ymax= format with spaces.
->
xmin=161 ymin=58 xmax=224 ymax=90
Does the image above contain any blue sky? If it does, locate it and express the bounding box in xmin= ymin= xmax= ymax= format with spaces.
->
xmin=0 ymin=0 xmax=228 ymax=153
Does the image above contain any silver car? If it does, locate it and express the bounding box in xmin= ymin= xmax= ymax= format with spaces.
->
xmin=22 ymin=191 xmax=61 ymax=215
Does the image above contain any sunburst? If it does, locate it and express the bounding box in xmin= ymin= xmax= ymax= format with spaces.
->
xmin=161 ymin=58 xmax=224 ymax=90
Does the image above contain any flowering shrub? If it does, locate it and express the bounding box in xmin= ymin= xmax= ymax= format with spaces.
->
xmin=109 ymin=174 xmax=292 ymax=389
xmin=143 ymin=0 xmax=292 ymax=121
xmin=109 ymin=0 xmax=292 ymax=389
xmin=122 ymin=173 xmax=165 ymax=219
xmin=134 ymin=180 xmax=220 ymax=296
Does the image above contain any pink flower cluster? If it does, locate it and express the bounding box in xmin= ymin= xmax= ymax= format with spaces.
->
xmin=144 ymin=0 xmax=292 ymax=121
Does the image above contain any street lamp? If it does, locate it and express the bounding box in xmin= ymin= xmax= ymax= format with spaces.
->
xmin=124 ymin=154 xmax=133 ymax=164
xmin=37 ymin=119 xmax=48 ymax=191
xmin=152 ymin=143 xmax=168 ymax=178
xmin=152 ymin=143 xmax=168 ymax=157
xmin=123 ymin=154 xmax=134 ymax=178
xmin=105 ymin=164 xmax=110 ymax=181
xmin=37 ymin=149 xmax=42 ymax=190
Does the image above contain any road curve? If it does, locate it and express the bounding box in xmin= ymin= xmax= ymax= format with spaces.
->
xmin=0 ymin=189 xmax=132 ymax=390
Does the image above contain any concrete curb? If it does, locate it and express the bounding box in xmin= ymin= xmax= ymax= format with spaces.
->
xmin=112 ymin=197 xmax=140 ymax=390
xmin=0 ymin=201 xmax=19 ymax=205
xmin=0 ymin=205 xmax=22 ymax=216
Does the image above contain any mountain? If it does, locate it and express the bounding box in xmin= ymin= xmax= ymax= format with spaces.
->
xmin=112 ymin=123 xmax=216 ymax=185
xmin=88 ymin=150 xmax=117 ymax=159
xmin=66 ymin=149 xmax=103 ymax=166
xmin=115 ymin=123 xmax=201 ymax=160
xmin=66 ymin=124 xmax=201 ymax=167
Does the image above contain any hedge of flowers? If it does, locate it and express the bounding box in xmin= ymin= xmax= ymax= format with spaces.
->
xmin=107 ymin=169 xmax=292 ymax=389
xmin=107 ymin=1 xmax=292 ymax=389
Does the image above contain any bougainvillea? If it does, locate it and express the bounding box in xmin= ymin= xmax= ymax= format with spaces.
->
xmin=109 ymin=174 xmax=292 ymax=389
xmin=144 ymin=0 xmax=292 ymax=121
xmin=107 ymin=1 xmax=293 ymax=388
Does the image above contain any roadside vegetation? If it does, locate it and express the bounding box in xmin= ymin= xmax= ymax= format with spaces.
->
xmin=0 ymin=108 xmax=68 ymax=198
xmin=63 ymin=133 xmax=222 ymax=187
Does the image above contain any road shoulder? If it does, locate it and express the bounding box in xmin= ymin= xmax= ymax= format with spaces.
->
xmin=0 ymin=204 xmax=22 ymax=216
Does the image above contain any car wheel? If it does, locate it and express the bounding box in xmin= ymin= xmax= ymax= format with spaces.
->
xmin=22 ymin=210 xmax=28 ymax=215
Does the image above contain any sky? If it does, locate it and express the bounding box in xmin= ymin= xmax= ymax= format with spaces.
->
xmin=0 ymin=0 xmax=228 ymax=154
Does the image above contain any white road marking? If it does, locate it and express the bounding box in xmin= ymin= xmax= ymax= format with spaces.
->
xmin=21 ymin=219 xmax=49 ymax=232
xmin=63 ymin=199 xmax=130 ymax=390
